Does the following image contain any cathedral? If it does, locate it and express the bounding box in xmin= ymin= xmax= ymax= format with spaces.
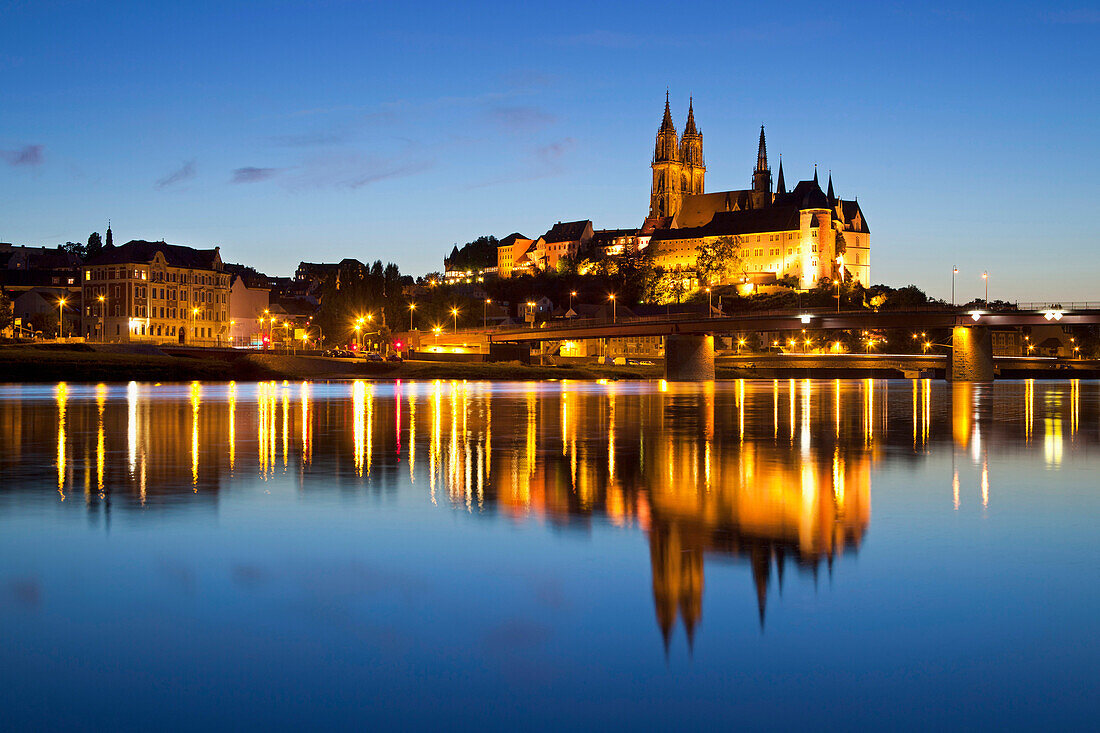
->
xmin=642 ymin=94 xmax=871 ymax=289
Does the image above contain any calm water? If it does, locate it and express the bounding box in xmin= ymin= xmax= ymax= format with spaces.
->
xmin=1 ymin=379 xmax=1098 ymax=730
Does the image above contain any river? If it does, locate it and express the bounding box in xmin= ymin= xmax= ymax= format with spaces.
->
xmin=0 ymin=379 xmax=1097 ymax=728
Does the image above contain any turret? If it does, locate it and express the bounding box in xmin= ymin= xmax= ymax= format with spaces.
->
xmin=776 ymin=157 xmax=786 ymax=195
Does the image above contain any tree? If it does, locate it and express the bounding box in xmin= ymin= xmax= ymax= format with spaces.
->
xmin=87 ymin=232 xmax=103 ymax=258
xmin=695 ymin=236 xmax=743 ymax=286
xmin=62 ymin=241 xmax=86 ymax=258
xmin=0 ymin=289 xmax=12 ymax=333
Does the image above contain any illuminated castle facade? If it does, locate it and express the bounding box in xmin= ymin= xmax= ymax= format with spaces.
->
xmin=644 ymin=96 xmax=871 ymax=289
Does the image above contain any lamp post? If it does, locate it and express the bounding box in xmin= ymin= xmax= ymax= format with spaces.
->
xmin=952 ymin=267 xmax=958 ymax=306
xmin=569 ymin=290 xmax=577 ymax=313
xmin=526 ymin=301 xmax=536 ymax=327
xmin=57 ymin=297 xmax=67 ymax=339
xmin=192 ymin=307 xmax=200 ymax=345
xmin=609 ymin=293 xmax=617 ymax=324
xmin=97 ymin=294 xmax=106 ymax=342
xmin=451 ymin=307 xmax=459 ymax=333
xmin=408 ymin=302 xmax=416 ymax=331
xmin=835 ymin=279 xmax=841 ymax=313
xmin=982 ymin=271 xmax=989 ymax=303
xmin=483 ymin=299 xmax=491 ymax=329
xmin=706 ymin=287 xmax=712 ymax=317
xmin=263 ymin=309 xmax=270 ymax=343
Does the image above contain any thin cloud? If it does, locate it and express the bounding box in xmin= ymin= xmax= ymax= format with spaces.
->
xmin=155 ymin=160 xmax=196 ymax=189
xmin=489 ymin=105 xmax=557 ymax=133
xmin=1045 ymin=9 xmax=1100 ymax=23
xmin=287 ymin=152 xmax=435 ymax=190
xmin=2 ymin=144 xmax=44 ymax=166
xmin=231 ymin=166 xmax=280 ymax=184
xmin=469 ymin=137 xmax=575 ymax=189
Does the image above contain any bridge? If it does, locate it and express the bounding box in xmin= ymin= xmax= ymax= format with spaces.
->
xmin=460 ymin=306 xmax=1100 ymax=382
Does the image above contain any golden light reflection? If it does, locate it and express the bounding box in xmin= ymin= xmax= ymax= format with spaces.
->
xmin=299 ymin=381 xmax=311 ymax=466
xmin=96 ymin=383 xmax=106 ymax=495
xmin=56 ymin=382 xmax=67 ymax=499
xmin=352 ymin=380 xmax=367 ymax=477
xmin=190 ymin=381 xmax=201 ymax=488
xmin=127 ymin=381 xmax=138 ymax=475
xmin=228 ymin=381 xmax=237 ymax=470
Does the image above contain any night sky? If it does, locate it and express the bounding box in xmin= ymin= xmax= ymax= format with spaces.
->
xmin=2 ymin=1 xmax=1097 ymax=300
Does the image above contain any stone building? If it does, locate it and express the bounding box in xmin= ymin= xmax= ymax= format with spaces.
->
xmin=643 ymin=96 xmax=871 ymax=289
xmin=81 ymin=240 xmax=230 ymax=345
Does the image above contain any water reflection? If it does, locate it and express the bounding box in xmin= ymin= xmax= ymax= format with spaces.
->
xmin=2 ymin=379 xmax=1098 ymax=649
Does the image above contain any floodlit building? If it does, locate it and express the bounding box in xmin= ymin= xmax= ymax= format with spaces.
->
xmin=644 ymin=95 xmax=870 ymax=289
xmin=81 ymin=240 xmax=230 ymax=345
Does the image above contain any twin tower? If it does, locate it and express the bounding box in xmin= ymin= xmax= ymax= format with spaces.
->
xmin=649 ymin=93 xmax=773 ymax=220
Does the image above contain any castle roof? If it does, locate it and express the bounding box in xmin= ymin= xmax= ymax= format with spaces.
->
xmin=498 ymin=232 xmax=530 ymax=248
xmin=543 ymin=220 xmax=592 ymax=243
xmin=84 ymin=240 xmax=222 ymax=270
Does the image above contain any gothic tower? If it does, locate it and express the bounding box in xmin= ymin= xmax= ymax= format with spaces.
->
xmin=650 ymin=92 xmax=684 ymax=219
xmin=752 ymin=125 xmax=772 ymax=194
xmin=679 ymin=97 xmax=705 ymax=196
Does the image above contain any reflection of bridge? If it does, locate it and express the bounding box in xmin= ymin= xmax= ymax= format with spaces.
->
xmin=479 ymin=307 xmax=1100 ymax=381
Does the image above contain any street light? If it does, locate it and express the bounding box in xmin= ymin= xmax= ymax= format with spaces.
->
xmin=408 ymin=302 xmax=416 ymax=331
xmin=982 ymin=271 xmax=989 ymax=303
xmin=706 ymin=287 xmax=712 ymax=317
xmin=609 ymin=293 xmax=617 ymax=323
xmin=97 ymin=294 xmax=106 ymax=342
xmin=57 ymin=297 xmax=67 ymax=339
xmin=569 ymin=290 xmax=577 ymax=312
xmin=191 ymin=307 xmax=200 ymax=345
xmin=952 ymin=266 xmax=958 ymax=306
xmin=483 ymin=299 xmax=491 ymax=329
xmin=451 ymin=306 xmax=460 ymax=333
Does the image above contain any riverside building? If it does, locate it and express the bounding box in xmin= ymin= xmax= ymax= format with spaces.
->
xmin=81 ymin=240 xmax=231 ymax=345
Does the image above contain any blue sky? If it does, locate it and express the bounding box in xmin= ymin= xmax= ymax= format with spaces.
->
xmin=1 ymin=0 xmax=1097 ymax=300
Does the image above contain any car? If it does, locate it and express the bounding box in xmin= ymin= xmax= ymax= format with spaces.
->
xmin=386 ymin=354 xmax=404 ymax=363
xmin=363 ymin=352 xmax=384 ymax=362
xmin=325 ymin=348 xmax=355 ymax=358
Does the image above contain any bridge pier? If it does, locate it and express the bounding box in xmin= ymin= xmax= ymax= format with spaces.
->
xmin=949 ymin=325 xmax=994 ymax=381
xmin=664 ymin=334 xmax=715 ymax=381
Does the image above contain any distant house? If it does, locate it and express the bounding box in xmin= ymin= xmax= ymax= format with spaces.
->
xmin=224 ymin=263 xmax=271 ymax=347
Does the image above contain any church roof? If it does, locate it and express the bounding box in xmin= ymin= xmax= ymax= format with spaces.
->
xmin=650 ymin=206 xmax=803 ymax=241
xmin=84 ymin=240 xmax=222 ymax=270
xmin=672 ymin=190 xmax=756 ymax=228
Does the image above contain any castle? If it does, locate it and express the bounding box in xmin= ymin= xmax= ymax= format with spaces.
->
xmin=643 ymin=93 xmax=871 ymax=289
xmin=494 ymin=94 xmax=871 ymax=291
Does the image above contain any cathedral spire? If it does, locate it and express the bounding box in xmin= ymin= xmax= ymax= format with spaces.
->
xmin=684 ymin=97 xmax=698 ymax=136
xmin=660 ymin=89 xmax=675 ymax=133
xmin=813 ymin=164 xmax=819 ymax=185
xmin=105 ymin=220 xmax=113 ymax=248
xmin=752 ymin=125 xmax=771 ymax=194
xmin=827 ymin=171 xmax=835 ymax=203
xmin=776 ymin=156 xmax=786 ymax=195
